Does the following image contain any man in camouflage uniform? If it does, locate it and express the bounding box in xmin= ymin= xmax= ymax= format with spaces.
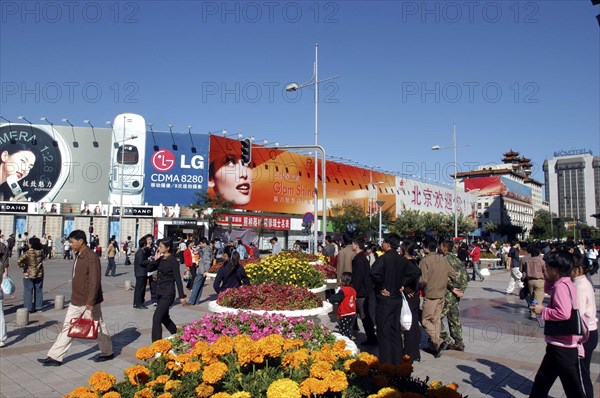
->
xmin=439 ymin=240 xmax=468 ymax=351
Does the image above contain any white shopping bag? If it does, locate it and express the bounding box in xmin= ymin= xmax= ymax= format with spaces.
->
xmin=400 ymin=292 xmax=412 ymax=331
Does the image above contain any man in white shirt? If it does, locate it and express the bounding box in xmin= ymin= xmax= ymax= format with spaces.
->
xmin=270 ymin=237 xmax=282 ymax=255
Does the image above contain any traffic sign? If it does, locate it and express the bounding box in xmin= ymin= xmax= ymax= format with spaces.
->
xmin=303 ymin=212 xmax=314 ymax=223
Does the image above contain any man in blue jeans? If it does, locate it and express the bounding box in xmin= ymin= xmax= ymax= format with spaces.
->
xmin=189 ymin=237 xmax=213 ymax=304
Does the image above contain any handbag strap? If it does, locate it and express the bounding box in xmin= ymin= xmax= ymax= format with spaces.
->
xmin=551 ymin=281 xmax=576 ymax=311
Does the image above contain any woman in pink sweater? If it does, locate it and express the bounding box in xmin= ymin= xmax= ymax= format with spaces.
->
xmin=572 ymin=254 xmax=597 ymax=398
xmin=529 ymin=251 xmax=587 ymax=398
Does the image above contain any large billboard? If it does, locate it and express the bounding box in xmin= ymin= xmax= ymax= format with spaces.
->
xmin=1 ymin=117 xmax=209 ymax=207
xmin=395 ymin=177 xmax=477 ymax=217
xmin=207 ymin=135 xmax=396 ymax=217
xmin=464 ymin=176 xmax=531 ymax=203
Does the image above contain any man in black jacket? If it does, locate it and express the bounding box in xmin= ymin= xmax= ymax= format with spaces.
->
xmin=351 ymin=237 xmax=377 ymax=346
xmin=133 ymin=238 xmax=151 ymax=309
xmin=371 ymin=233 xmax=422 ymax=365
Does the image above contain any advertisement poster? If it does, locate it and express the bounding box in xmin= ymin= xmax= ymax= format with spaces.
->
xmin=208 ymin=135 xmax=396 ymax=217
xmin=464 ymin=176 xmax=531 ymax=204
xmin=0 ymin=123 xmax=112 ymax=203
xmin=143 ymin=131 xmax=209 ymax=206
xmin=396 ymin=177 xmax=477 ymax=217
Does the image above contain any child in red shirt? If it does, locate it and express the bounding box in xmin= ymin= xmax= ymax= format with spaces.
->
xmin=328 ymin=272 xmax=357 ymax=339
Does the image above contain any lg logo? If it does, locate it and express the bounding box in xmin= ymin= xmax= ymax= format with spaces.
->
xmin=152 ymin=150 xmax=176 ymax=172
xmin=151 ymin=149 xmax=205 ymax=172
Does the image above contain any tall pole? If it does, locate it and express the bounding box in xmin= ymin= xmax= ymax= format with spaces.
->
xmin=313 ymin=43 xmax=319 ymax=254
xmin=119 ymin=115 xmax=125 ymax=256
xmin=379 ymin=205 xmax=383 ymax=244
xmin=453 ymin=123 xmax=458 ymax=239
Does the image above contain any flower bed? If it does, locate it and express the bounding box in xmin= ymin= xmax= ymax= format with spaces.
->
xmin=314 ymin=262 xmax=337 ymax=280
xmin=217 ymin=282 xmax=323 ymax=311
xmin=208 ymin=258 xmax=259 ymax=274
xmin=67 ymin=336 xmax=465 ymax=397
xmin=245 ymin=252 xmax=324 ymax=289
xmin=208 ymin=300 xmax=333 ymax=318
xmin=173 ymin=312 xmax=336 ymax=353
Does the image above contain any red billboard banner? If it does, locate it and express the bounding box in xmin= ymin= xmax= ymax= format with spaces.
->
xmin=208 ymin=135 xmax=396 ymax=217
xmin=463 ymin=177 xmax=503 ymax=196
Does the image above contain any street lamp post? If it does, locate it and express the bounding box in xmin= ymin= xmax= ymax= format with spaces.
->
xmin=286 ymin=44 xmax=340 ymax=254
xmin=377 ymin=200 xmax=385 ymax=244
xmin=432 ymin=124 xmax=469 ymax=239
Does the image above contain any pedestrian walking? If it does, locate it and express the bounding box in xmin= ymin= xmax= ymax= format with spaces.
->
xmin=522 ymin=246 xmax=546 ymax=319
xmin=47 ymin=235 xmax=53 ymax=259
xmin=189 ymin=237 xmax=212 ymax=304
xmin=105 ymin=237 xmax=117 ymax=277
xmin=146 ymin=239 xmax=187 ymax=341
xmin=371 ymin=233 xmax=422 ymax=365
xmin=337 ymin=234 xmax=355 ymax=284
xmin=440 ymin=241 xmax=468 ymax=351
xmin=17 ymin=237 xmax=44 ymax=313
xmin=419 ymin=240 xmax=456 ymax=358
xmin=399 ymin=242 xmax=423 ymax=362
xmin=351 ymin=238 xmax=377 ymax=346
xmin=213 ymin=246 xmax=250 ymax=294
xmin=506 ymin=241 xmax=525 ymax=295
xmin=470 ymin=242 xmax=484 ymax=281
xmin=183 ymin=240 xmax=197 ymax=290
xmin=38 ymin=230 xmax=113 ymax=366
xmin=529 ymin=251 xmax=587 ymax=398
xmin=133 ymin=237 xmax=152 ymax=309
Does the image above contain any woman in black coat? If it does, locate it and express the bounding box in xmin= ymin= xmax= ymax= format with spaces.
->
xmin=147 ymin=239 xmax=187 ymax=341
xmin=400 ymin=242 xmax=423 ymax=362
xmin=213 ymin=246 xmax=250 ymax=294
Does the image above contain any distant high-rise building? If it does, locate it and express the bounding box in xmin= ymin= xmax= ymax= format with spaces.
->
xmin=543 ymin=150 xmax=599 ymax=228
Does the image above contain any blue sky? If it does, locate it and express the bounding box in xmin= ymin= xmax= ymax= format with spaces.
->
xmin=1 ymin=1 xmax=598 ymax=187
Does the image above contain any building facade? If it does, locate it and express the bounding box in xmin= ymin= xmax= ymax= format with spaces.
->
xmin=543 ymin=150 xmax=599 ymax=228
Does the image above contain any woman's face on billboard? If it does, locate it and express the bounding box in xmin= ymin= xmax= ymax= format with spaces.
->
xmin=209 ymin=154 xmax=252 ymax=206
xmin=1 ymin=149 xmax=36 ymax=182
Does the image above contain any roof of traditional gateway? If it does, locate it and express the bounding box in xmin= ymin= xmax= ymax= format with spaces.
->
xmin=503 ymin=149 xmax=520 ymax=157
xmin=454 ymin=168 xmax=543 ymax=186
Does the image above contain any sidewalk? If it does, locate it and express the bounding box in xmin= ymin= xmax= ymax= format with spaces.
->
xmin=0 ymin=258 xmax=597 ymax=397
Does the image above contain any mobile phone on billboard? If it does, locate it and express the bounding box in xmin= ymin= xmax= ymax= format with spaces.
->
xmin=6 ymin=174 xmax=23 ymax=196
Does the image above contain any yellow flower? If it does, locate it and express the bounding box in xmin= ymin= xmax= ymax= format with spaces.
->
xmin=183 ymin=361 xmax=202 ymax=374
xmin=155 ymin=375 xmax=170 ymax=384
xmin=192 ymin=341 xmax=210 ymax=358
xmin=447 ymin=382 xmax=459 ymax=391
xmin=357 ymin=352 xmax=379 ymax=366
xmin=324 ymin=370 xmax=348 ymax=393
xmin=88 ymin=371 xmax=116 ymax=393
xmin=266 ymin=378 xmax=301 ymax=398
xmin=157 ymin=394 xmax=172 ymax=398
xmin=164 ymin=380 xmax=182 ymax=392
xmin=202 ymin=361 xmax=229 ymax=384
xmin=101 ymin=393 xmax=120 ymax=398
xmin=146 ymin=381 xmax=158 ymax=388
xmin=151 ymin=339 xmax=172 ymax=354
xmin=195 ymin=383 xmax=214 ymax=398
xmin=212 ymin=336 xmax=234 ymax=356
xmin=135 ymin=347 xmax=155 ymax=361
xmin=231 ymin=393 xmax=252 ymax=398
xmin=258 ymin=335 xmax=284 ymax=358
xmin=376 ymin=387 xmax=402 ymax=398
xmin=133 ymin=388 xmax=153 ymax=398
xmin=282 ymin=339 xmax=304 ymax=351
xmin=211 ymin=394 xmax=232 ymax=398
xmin=166 ymin=361 xmax=181 ymax=372
xmin=124 ymin=365 xmax=150 ymax=386
xmin=430 ymin=380 xmax=443 ymax=389
xmin=309 ymin=361 xmax=333 ymax=379
xmin=64 ymin=387 xmax=98 ymax=398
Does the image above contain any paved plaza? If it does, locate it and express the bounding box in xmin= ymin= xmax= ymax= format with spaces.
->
xmin=0 ymin=256 xmax=598 ymax=398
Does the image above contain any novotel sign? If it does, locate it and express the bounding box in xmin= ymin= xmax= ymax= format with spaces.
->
xmin=554 ymin=149 xmax=593 ymax=157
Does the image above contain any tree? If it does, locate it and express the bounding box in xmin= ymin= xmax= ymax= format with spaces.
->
xmin=393 ymin=209 xmax=425 ymax=237
xmin=531 ymin=209 xmax=553 ymax=240
xmin=330 ymin=201 xmax=392 ymax=240
xmin=191 ymin=191 xmax=235 ymax=240
xmin=483 ymin=221 xmax=498 ymax=234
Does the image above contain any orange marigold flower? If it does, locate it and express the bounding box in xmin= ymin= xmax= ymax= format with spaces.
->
xmin=211 ymin=394 xmax=232 ymax=398
xmin=165 ymin=361 xmax=181 ymax=372
xmin=324 ymin=370 xmax=348 ymax=393
xmin=202 ymin=361 xmax=229 ymax=384
xmin=402 ymin=354 xmax=412 ymax=363
xmin=88 ymin=371 xmax=116 ymax=393
xmin=282 ymin=349 xmax=309 ymax=369
xmin=300 ymin=378 xmax=328 ymax=396
xmin=195 ymin=383 xmax=214 ymax=398
xmin=232 ymin=335 xmax=253 ymax=351
xmin=135 ymin=347 xmax=155 ymax=361
xmin=447 ymin=383 xmax=459 ymax=391
xmin=133 ymin=388 xmax=153 ymax=398
xmin=164 ymin=380 xmax=182 ymax=392
xmin=101 ymin=392 xmax=121 ymax=398
xmin=309 ymin=361 xmax=333 ymax=379
xmin=157 ymin=394 xmax=172 ymax=398
xmin=282 ymin=338 xmax=304 ymax=351
xmin=429 ymin=380 xmax=443 ymax=389
xmin=174 ymin=353 xmax=191 ymax=364
xmin=212 ymin=336 xmax=234 ymax=356
xmin=357 ymin=352 xmax=379 ymax=366
xmin=146 ymin=381 xmax=158 ymax=388
xmin=349 ymin=360 xmax=370 ymax=377
xmin=155 ymin=375 xmax=170 ymax=384
xmin=343 ymin=358 xmax=356 ymax=371
xmin=64 ymin=386 xmax=97 ymax=398
xmin=333 ymin=339 xmax=347 ymax=352
xmin=266 ymin=378 xmax=301 ymax=398
xmin=183 ymin=361 xmax=202 ymax=374
xmin=258 ymin=335 xmax=284 ymax=358
xmin=150 ymin=339 xmax=172 ymax=354
xmin=124 ymin=365 xmax=150 ymax=386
